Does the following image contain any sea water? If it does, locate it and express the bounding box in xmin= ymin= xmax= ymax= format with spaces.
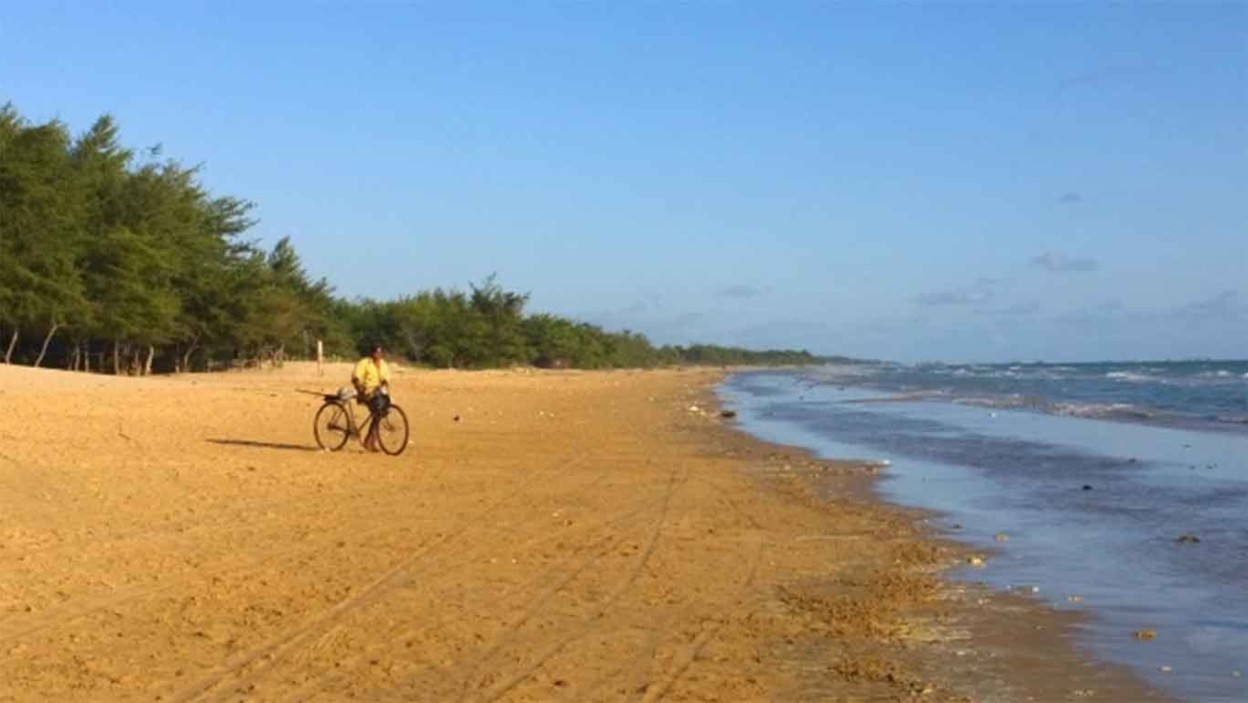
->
xmin=719 ymin=361 xmax=1248 ymax=702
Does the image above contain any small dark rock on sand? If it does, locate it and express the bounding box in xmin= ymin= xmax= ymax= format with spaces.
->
xmin=720 ymin=410 xmax=737 ymax=419
xmin=1082 ymin=485 xmax=1094 ymax=491
xmin=1176 ymin=534 xmax=1200 ymax=544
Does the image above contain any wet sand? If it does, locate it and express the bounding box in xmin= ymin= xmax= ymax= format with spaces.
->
xmin=0 ymin=363 xmax=1163 ymax=701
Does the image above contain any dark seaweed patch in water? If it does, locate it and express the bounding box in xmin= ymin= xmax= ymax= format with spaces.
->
xmin=1158 ymin=525 xmax=1248 ymax=584
xmin=766 ymin=402 xmax=1145 ymax=478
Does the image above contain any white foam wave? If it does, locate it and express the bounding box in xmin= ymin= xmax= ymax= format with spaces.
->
xmin=1105 ymin=371 xmax=1155 ymax=383
xmin=953 ymin=395 xmax=1033 ymax=410
xmin=1053 ymin=402 xmax=1155 ymax=419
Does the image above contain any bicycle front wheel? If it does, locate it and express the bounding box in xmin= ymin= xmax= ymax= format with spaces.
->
xmin=376 ymin=404 xmax=410 ymax=456
xmin=314 ymin=402 xmax=351 ymax=451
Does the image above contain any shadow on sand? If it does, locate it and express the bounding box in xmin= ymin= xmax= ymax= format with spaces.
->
xmin=207 ymin=438 xmax=318 ymax=453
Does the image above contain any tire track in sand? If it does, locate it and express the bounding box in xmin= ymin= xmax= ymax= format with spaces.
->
xmin=463 ymin=467 xmax=688 ymax=703
xmin=272 ymin=492 xmax=657 ymax=703
xmin=0 ymin=484 xmax=451 ymax=651
xmin=167 ymin=455 xmax=587 ymax=703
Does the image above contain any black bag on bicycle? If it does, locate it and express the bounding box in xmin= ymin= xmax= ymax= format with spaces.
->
xmin=369 ymin=389 xmax=391 ymax=417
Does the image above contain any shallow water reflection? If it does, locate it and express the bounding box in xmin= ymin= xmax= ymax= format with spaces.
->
xmin=721 ymin=371 xmax=1248 ymax=703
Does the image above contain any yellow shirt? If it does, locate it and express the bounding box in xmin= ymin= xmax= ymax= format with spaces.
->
xmin=352 ymin=357 xmax=391 ymax=394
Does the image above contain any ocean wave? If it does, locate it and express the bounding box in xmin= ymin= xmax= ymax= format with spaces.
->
xmin=910 ymin=391 xmax=1246 ymax=431
xmin=953 ymin=394 xmax=1040 ymax=411
xmin=967 ymin=369 xmax=1023 ymax=379
xmin=953 ymin=396 xmax=1161 ymax=421
xmin=1052 ymin=402 xmax=1156 ymax=420
xmin=843 ymin=390 xmax=947 ymax=404
xmin=1105 ymin=371 xmax=1156 ymax=383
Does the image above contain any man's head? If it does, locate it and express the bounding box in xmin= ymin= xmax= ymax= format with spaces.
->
xmin=370 ymin=343 xmax=384 ymax=361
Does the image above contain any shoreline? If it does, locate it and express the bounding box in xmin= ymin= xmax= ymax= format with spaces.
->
xmin=696 ymin=371 xmax=1170 ymax=701
xmin=0 ymin=363 xmax=1166 ymax=700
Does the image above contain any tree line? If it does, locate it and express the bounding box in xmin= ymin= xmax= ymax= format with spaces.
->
xmin=0 ymin=104 xmax=816 ymax=373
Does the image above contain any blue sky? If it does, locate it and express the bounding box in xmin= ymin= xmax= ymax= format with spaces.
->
xmin=2 ymin=2 xmax=1245 ymax=362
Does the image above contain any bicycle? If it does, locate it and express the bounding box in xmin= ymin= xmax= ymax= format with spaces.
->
xmin=313 ymin=387 xmax=410 ymax=455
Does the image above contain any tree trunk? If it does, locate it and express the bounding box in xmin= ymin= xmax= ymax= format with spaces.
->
xmin=68 ymin=344 xmax=79 ymax=371
xmin=144 ymin=345 xmax=155 ymax=376
xmin=33 ymin=321 xmax=61 ymax=368
xmin=181 ymin=346 xmax=197 ymax=373
xmin=4 ymin=329 xmax=18 ymax=364
xmin=83 ymin=343 xmax=91 ymax=373
xmin=180 ymin=335 xmax=200 ymax=374
xmin=113 ymin=340 xmax=121 ymax=375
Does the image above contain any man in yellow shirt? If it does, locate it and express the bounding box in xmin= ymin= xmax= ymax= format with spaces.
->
xmin=352 ymin=343 xmax=392 ymax=452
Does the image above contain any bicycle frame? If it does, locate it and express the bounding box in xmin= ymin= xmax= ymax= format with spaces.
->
xmin=337 ymin=400 xmax=382 ymax=442
xmin=315 ymin=391 xmax=408 ymax=456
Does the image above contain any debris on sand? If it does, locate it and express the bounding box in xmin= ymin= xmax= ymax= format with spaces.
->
xmin=720 ymin=409 xmax=737 ymax=419
xmin=994 ymin=532 xmax=1009 ymax=542
xmin=1176 ymin=534 xmax=1200 ymax=544
xmin=1132 ymin=629 xmax=1157 ymax=641
xmin=966 ymin=555 xmax=986 ymax=568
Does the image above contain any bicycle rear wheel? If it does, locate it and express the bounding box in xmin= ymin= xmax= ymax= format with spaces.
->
xmin=375 ymin=404 xmax=410 ymax=456
xmin=314 ymin=402 xmax=351 ymax=451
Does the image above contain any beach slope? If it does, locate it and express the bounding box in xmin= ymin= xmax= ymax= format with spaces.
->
xmin=0 ymin=364 xmax=1158 ymax=701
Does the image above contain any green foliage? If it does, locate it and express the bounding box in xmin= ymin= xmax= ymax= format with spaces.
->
xmin=660 ymin=344 xmax=818 ymax=367
xmin=0 ymin=104 xmax=324 ymax=371
xmin=0 ymin=103 xmax=821 ymax=373
xmin=0 ymin=112 xmax=85 ymax=346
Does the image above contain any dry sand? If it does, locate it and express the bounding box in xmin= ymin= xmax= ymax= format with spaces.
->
xmin=0 ymin=362 xmax=1164 ymax=701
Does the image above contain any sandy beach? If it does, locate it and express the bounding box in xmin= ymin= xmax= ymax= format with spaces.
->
xmin=0 ymin=363 xmax=1163 ymax=701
